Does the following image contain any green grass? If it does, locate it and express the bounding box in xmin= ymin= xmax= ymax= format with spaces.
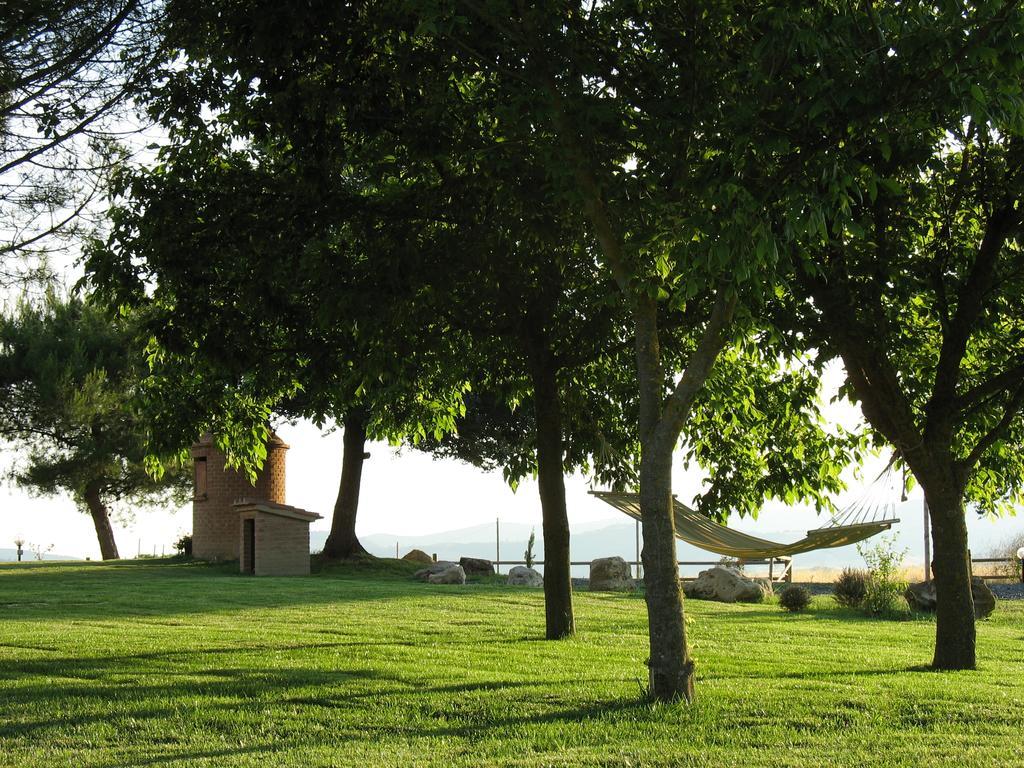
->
xmin=1 ymin=560 xmax=1021 ymax=767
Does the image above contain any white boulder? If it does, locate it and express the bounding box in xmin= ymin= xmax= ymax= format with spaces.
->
xmin=590 ymin=556 xmax=635 ymax=591
xmin=506 ymin=566 xmax=543 ymax=587
xmin=427 ymin=564 xmax=467 ymax=585
xmin=683 ymin=566 xmax=763 ymax=603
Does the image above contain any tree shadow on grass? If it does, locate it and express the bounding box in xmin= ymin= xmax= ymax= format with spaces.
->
xmin=0 ymin=664 xmax=399 ymax=739
xmin=0 ymin=652 xmax=625 ymax=747
xmin=2 ymin=743 xmax=284 ymax=768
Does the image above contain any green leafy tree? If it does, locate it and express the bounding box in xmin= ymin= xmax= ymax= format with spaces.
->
xmin=0 ymin=293 xmax=189 ymax=559
xmin=87 ymin=112 xmax=470 ymax=563
xmin=407 ymin=1 xmax=807 ymax=701
xmin=87 ymin=0 xmax=854 ymax=698
xmin=730 ymin=1 xmax=1024 ymax=669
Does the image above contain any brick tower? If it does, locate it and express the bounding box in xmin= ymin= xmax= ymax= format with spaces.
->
xmin=190 ymin=432 xmax=288 ymax=560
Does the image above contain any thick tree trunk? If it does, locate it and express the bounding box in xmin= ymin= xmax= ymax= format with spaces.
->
xmin=530 ymin=351 xmax=574 ymax=640
xmin=634 ymin=299 xmax=694 ymax=702
xmin=322 ymin=410 xmax=370 ymax=560
xmin=923 ymin=484 xmax=976 ymax=669
xmin=83 ymin=480 xmax=119 ymax=560
xmin=639 ymin=441 xmax=693 ymax=701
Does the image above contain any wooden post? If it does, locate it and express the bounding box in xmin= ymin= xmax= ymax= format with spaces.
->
xmin=769 ymin=557 xmax=775 ymax=582
xmin=495 ymin=517 xmax=500 ymax=575
xmin=923 ymin=498 xmax=931 ymax=583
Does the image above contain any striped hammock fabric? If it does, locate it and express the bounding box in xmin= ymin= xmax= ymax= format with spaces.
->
xmin=590 ymin=491 xmax=898 ymax=560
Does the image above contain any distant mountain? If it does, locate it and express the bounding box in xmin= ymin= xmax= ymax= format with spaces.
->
xmin=0 ymin=548 xmax=78 ymax=562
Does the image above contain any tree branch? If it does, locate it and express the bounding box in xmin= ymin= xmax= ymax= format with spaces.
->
xmin=931 ymin=145 xmax=1023 ymax=406
xmin=962 ymin=382 xmax=1024 ymax=469
xmin=954 ymin=359 xmax=1024 ymax=411
xmin=656 ymin=289 xmax=737 ymax=444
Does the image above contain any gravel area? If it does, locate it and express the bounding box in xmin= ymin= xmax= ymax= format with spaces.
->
xmin=991 ymin=582 xmax=1024 ymax=600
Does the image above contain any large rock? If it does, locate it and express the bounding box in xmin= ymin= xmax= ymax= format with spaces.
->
xmin=506 ymin=566 xmax=543 ymax=587
xmin=413 ymin=561 xmax=457 ymax=581
xmin=972 ymin=577 xmax=997 ymax=619
xmin=904 ymin=580 xmax=937 ymax=612
xmin=683 ymin=566 xmax=763 ymax=603
xmin=427 ymin=564 xmax=467 ymax=585
xmin=905 ymin=577 xmax=996 ymax=619
xmin=590 ymin=556 xmax=635 ymax=591
xmin=459 ymin=556 xmax=495 ymax=576
xmin=402 ymin=548 xmax=434 ymax=564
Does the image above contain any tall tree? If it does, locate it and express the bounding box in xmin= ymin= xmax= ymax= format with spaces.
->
xmin=416 ymin=183 xmax=636 ymax=639
xmin=87 ymin=122 xmax=469 ymax=561
xmin=728 ymin=1 xmax=1024 ymax=670
xmin=0 ymin=293 xmax=189 ymax=558
xmin=412 ymin=1 xmax=790 ymax=700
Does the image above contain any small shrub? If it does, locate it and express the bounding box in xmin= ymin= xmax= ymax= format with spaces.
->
xmin=524 ymin=529 xmax=536 ymax=570
xmin=173 ymin=534 xmax=193 ymax=558
xmin=984 ymin=531 xmax=1024 ymax=581
xmin=857 ymin=535 xmax=908 ymax=617
xmin=833 ymin=568 xmax=869 ymax=608
xmin=779 ymin=585 xmax=812 ymax=612
xmin=718 ymin=556 xmax=744 ymax=573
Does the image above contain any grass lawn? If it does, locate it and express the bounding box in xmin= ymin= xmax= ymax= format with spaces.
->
xmin=1 ymin=559 xmax=1021 ymax=767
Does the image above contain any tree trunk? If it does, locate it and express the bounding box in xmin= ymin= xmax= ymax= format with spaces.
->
xmin=634 ymin=299 xmax=694 ymax=702
xmin=530 ymin=350 xmax=574 ymax=640
xmin=83 ymin=479 xmax=119 ymax=560
xmin=322 ymin=410 xmax=370 ymax=560
xmin=639 ymin=440 xmax=693 ymax=701
xmin=923 ymin=484 xmax=976 ymax=669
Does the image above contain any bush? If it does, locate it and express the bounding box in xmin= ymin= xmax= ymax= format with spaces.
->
xmin=717 ymin=556 xmax=744 ymax=573
xmin=173 ymin=534 xmax=193 ymax=558
xmin=984 ymin=531 xmax=1024 ymax=580
xmin=779 ymin=585 xmax=812 ymax=612
xmin=857 ymin=535 xmax=908 ymax=617
xmin=833 ymin=568 xmax=869 ymax=608
xmin=524 ymin=529 xmax=536 ymax=570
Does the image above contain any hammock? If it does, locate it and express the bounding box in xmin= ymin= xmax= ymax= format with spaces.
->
xmin=591 ymin=466 xmax=900 ymax=560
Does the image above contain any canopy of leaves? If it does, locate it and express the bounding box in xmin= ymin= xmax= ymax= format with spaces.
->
xmin=89 ymin=0 xmax=858 ymax=517
xmin=0 ymin=292 xmax=189 ymax=513
xmin=725 ymin=2 xmax=1024 ymax=514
